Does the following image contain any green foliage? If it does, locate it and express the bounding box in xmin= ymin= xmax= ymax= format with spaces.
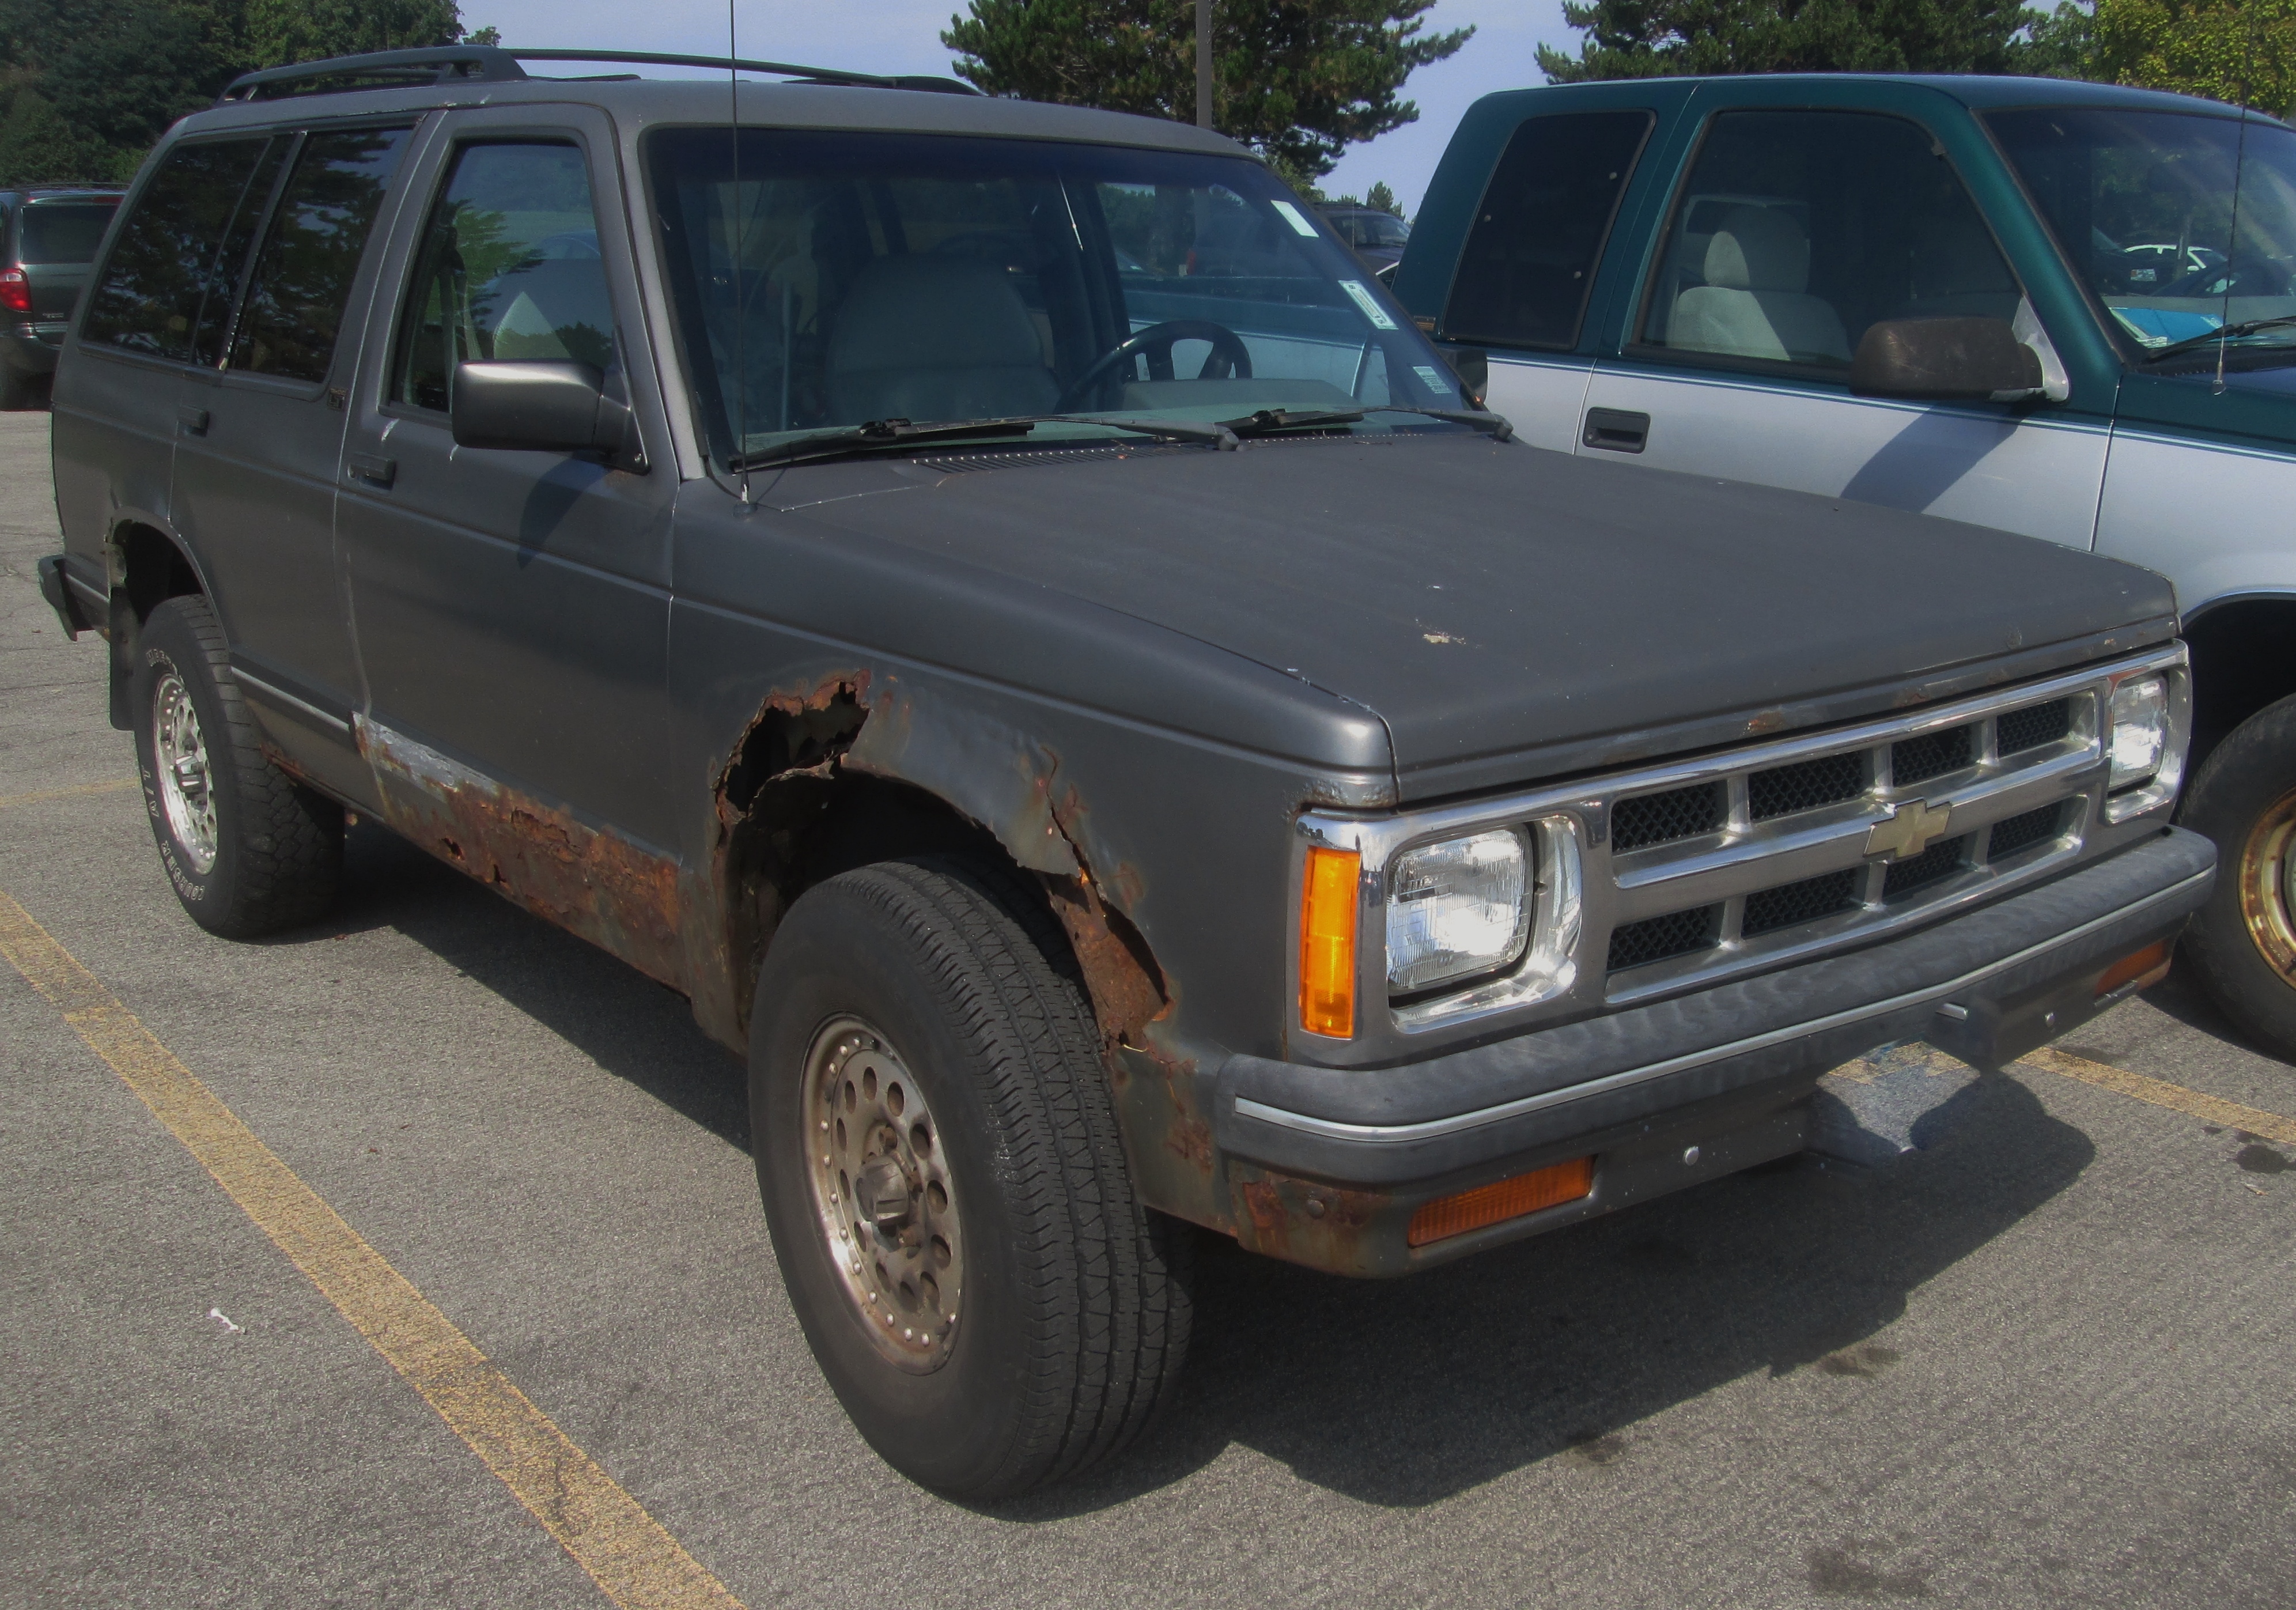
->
xmin=1365 ymin=178 xmax=1400 ymax=214
xmin=0 ymin=0 xmax=489 ymax=186
xmin=1535 ymin=0 xmax=2049 ymax=81
xmin=942 ymin=0 xmax=1473 ymax=181
xmin=2094 ymin=0 xmax=2296 ymax=114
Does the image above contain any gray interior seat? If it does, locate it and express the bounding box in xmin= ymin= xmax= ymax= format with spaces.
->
xmin=827 ymin=257 xmax=1058 ymax=424
xmin=1669 ymin=207 xmax=1849 ymax=364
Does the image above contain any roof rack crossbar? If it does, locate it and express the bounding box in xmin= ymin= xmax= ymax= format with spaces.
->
xmin=214 ymin=44 xmax=979 ymax=105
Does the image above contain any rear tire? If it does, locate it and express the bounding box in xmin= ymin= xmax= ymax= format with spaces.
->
xmin=134 ymin=595 xmax=343 ymax=938
xmin=0 ymin=364 xmax=33 ymax=410
xmin=750 ymin=856 xmax=1192 ymax=1498
xmin=2180 ymin=693 xmax=2296 ymax=1062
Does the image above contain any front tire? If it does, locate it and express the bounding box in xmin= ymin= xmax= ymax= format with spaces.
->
xmin=750 ymin=857 xmax=1192 ymax=1498
xmin=134 ymin=595 xmax=343 ymax=938
xmin=2181 ymin=692 xmax=2296 ymax=1061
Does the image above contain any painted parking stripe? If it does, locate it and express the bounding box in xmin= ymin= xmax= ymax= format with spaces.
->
xmin=0 ymin=777 xmax=138 ymax=809
xmin=0 ymin=888 xmax=746 ymax=1610
xmin=2024 ymin=1045 xmax=2296 ymax=1147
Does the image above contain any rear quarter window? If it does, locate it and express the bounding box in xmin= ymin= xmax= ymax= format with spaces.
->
xmin=17 ymin=202 xmax=119 ymax=264
xmin=81 ymin=139 xmax=281 ymax=364
xmin=1442 ymin=111 xmax=1655 ymax=350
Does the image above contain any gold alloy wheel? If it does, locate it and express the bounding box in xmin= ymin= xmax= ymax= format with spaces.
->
xmin=150 ymin=668 xmax=218 ymax=875
xmin=2238 ymin=786 xmax=2296 ymax=986
xmin=801 ymin=1016 xmax=963 ymax=1372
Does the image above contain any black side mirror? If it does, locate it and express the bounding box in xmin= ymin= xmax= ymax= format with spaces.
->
xmin=1850 ymin=317 xmax=2044 ymax=402
xmin=451 ymin=361 xmax=645 ymax=468
xmin=1439 ymin=343 xmax=1489 ymax=406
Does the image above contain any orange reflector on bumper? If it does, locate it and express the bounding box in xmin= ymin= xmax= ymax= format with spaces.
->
xmin=1299 ymin=846 xmax=1360 ymax=1039
xmin=2095 ymin=939 xmax=2173 ymax=1000
xmin=1407 ymin=1155 xmax=1595 ymax=1248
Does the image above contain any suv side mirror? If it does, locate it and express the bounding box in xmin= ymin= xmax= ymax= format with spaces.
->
xmin=1439 ymin=343 xmax=1489 ymax=406
xmin=451 ymin=361 xmax=645 ymax=468
xmin=1850 ymin=318 xmax=2045 ymax=402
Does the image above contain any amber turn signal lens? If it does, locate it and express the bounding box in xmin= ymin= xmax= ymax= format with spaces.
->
xmin=1408 ymin=1155 xmax=1595 ymax=1248
xmin=1299 ymin=846 xmax=1360 ymax=1038
xmin=2095 ymin=939 xmax=2172 ymax=1000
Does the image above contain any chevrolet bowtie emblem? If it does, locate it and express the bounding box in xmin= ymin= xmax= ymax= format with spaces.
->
xmin=1866 ymin=798 xmax=1951 ymax=861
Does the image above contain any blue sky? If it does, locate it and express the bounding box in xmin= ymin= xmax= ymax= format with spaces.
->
xmin=469 ymin=0 xmax=1575 ymax=215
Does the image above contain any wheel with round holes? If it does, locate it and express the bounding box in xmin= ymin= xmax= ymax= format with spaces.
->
xmin=2181 ymin=693 xmax=2296 ymax=1061
xmin=133 ymin=595 xmax=342 ymax=938
xmin=750 ymin=856 xmax=1192 ymax=1497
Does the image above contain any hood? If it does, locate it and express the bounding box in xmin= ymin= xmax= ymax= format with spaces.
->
xmin=773 ymin=433 xmax=2176 ymax=799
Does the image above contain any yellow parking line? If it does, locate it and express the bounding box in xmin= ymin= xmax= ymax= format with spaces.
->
xmin=0 ymin=889 xmax=746 ymax=1610
xmin=0 ymin=777 xmax=139 ymax=809
xmin=2023 ymin=1045 xmax=2296 ymax=1147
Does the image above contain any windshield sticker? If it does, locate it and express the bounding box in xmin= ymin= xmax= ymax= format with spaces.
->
xmin=1340 ymin=278 xmax=1398 ymax=330
xmin=1270 ymin=199 xmax=1321 ymax=237
xmin=1412 ymin=364 xmax=1450 ymax=394
xmin=2110 ymin=305 xmax=2222 ymax=349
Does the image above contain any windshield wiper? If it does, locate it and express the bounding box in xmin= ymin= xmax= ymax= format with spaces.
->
xmin=1217 ymin=407 xmax=1367 ymax=436
xmin=1212 ymin=403 xmax=1519 ymax=443
xmin=729 ymin=413 xmax=1237 ymax=471
xmin=2142 ymin=313 xmax=2296 ymax=363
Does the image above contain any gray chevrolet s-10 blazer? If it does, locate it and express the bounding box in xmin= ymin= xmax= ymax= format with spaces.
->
xmin=38 ymin=46 xmax=2213 ymax=1497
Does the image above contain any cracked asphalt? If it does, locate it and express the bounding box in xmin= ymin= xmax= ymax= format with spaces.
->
xmin=3 ymin=407 xmax=2293 ymax=1608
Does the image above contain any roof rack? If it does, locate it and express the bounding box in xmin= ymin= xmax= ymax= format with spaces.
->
xmin=216 ymin=45 xmax=978 ymax=104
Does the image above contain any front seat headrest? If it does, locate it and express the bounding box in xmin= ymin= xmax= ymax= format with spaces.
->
xmin=1703 ymin=207 xmax=1811 ymax=294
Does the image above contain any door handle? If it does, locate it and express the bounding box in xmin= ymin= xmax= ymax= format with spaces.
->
xmin=347 ymin=452 xmax=397 ymax=488
xmin=1583 ymin=407 xmax=1650 ymax=453
xmin=177 ymin=406 xmax=209 ymax=436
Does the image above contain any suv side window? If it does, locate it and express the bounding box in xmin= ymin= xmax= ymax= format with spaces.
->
xmin=392 ymin=141 xmax=614 ymax=413
xmin=82 ymin=138 xmax=281 ymax=364
xmin=230 ymin=126 xmax=412 ymax=381
xmin=1442 ymin=111 xmax=1655 ymax=350
xmin=1636 ymin=111 xmax=2021 ymax=372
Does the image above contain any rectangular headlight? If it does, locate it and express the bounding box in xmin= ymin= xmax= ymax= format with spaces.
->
xmin=1387 ymin=829 xmax=1530 ymax=995
xmin=2108 ymin=674 xmax=2168 ymax=789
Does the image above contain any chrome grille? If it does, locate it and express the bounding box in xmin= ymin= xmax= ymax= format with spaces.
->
xmin=1987 ymin=800 xmax=2066 ymax=860
xmin=1997 ymin=698 xmax=2073 ymax=756
xmin=1298 ymin=644 xmax=2188 ymax=1059
xmin=1890 ymin=723 xmax=1975 ymax=786
xmin=1612 ymin=781 xmax=1724 ymax=852
xmin=1744 ymin=868 xmax=1860 ymax=935
xmin=1882 ymin=834 xmax=1973 ymax=900
xmin=1747 ymin=751 xmax=1866 ymax=822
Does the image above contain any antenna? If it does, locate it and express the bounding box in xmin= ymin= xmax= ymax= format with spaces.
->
xmin=731 ymin=0 xmax=750 ymax=499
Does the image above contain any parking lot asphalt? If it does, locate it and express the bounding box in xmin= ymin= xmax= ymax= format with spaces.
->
xmin=3 ymin=407 xmax=2293 ymax=1609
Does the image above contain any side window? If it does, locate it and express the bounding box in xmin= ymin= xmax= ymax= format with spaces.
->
xmin=82 ymin=137 xmax=279 ymax=363
xmin=392 ymin=141 xmax=613 ymax=414
xmin=231 ymin=126 xmax=411 ymax=382
xmin=1636 ymin=111 xmax=2021 ymax=372
xmin=1442 ymin=111 xmax=1654 ymax=350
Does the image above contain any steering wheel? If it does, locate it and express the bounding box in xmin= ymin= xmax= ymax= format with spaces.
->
xmin=1056 ymin=319 xmax=1252 ymax=412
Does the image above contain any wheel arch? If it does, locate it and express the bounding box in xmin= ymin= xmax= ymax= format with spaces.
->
xmin=2181 ymin=591 xmax=2296 ymax=749
xmin=102 ymin=517 xmax=211 ymax=729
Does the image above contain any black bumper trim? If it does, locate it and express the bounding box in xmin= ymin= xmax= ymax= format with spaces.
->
xmin=1217 ymin=828 xmax=2214 ymax=1184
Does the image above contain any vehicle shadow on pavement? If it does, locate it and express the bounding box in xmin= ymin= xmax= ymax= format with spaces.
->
xmin=1009 ymin=1072 xmax=2093 ymax=1515
xmin=327 ymin=822 xmax=2092 ymax=1514
xmin=330 ymin=822 xmax=753 ymax=1148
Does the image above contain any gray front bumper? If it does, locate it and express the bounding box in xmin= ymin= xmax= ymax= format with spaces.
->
xmin=1217 ymin=827 xmax=2215 ymax=1187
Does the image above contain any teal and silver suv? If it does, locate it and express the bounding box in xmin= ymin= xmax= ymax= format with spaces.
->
xmin=1401 ymin=75 xmax=2296 ymax=1061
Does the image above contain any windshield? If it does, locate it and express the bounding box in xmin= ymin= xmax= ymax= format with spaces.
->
xmin=1988 ymin=108 xmax=2296 ymax=358
xmin=645 ymin=129 xmax=1469 ymax=464
xmin=17 ymin=199 xmax=119 ymax=264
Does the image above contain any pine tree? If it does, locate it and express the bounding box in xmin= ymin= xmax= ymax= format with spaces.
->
xmin=943 ymin=0 xmax=1473 ymax=182
xmin=1366 ymin=179 xmax=1402 ymax=215
xmin=1535 ymin=0 xmax=2041 ymax=81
